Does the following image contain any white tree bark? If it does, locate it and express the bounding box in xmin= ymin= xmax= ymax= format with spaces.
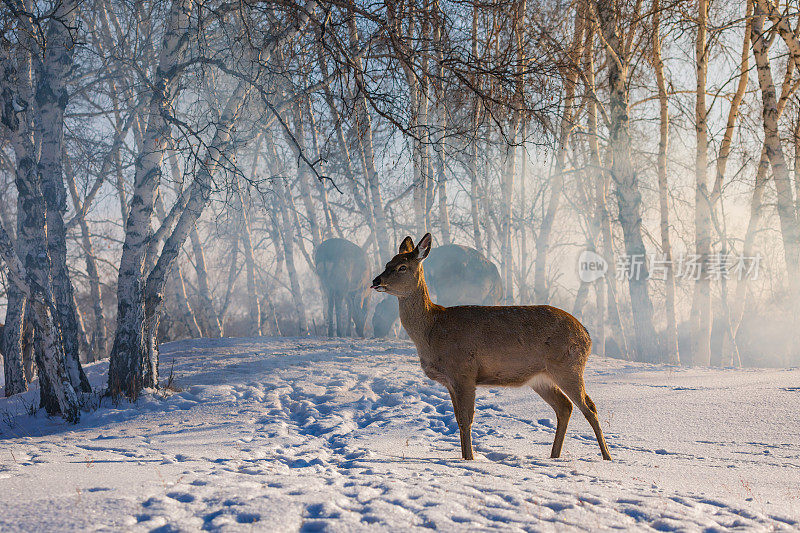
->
xmin=30 ymin=0 xmax=91 ymax=390
xmin=1 ymin=26 xmax=81 ymax=419
xmin=594 ymin=0 xmax=659 ymax=361
xmin=432 ymin=0 xmax=451 ymax=245
xmin=690 ymin=0 xmax=713 ymax=367
xmin=756 ymin=0 xmax=800 ymax=296
xmin=108 ymin=0 xmax=194 ymax=398
xmin=1 ymin=193 xmax=27 ymax=396
xmin=651 ymin=0 xmax=679 ymax=365
xmin=534 ymin=6 xmax=583 ymax=304
xmin=0 ymin=142 xmax=80 ymax=422
xmin=238 ymin=166 xmax=262 ymax=336
xmin=2 ymin=285 xmax=28 ymax=396
xmin=65 ymin=154 xmax=107 ymax=361
xmin=189 ymin=225 xmax=223 ymax=338
xmin=143 ymin=78 xmax=252 ymax=367
xmin=347 ymin=6 xmax=390 ymax=260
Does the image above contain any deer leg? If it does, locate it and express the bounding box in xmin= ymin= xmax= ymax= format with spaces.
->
xmin=346 ymin=297 xmax=356 ymax=337
xmin=581 ymin=393 xmax=612 ymax=460
xmin=447 ymin=382 xmax=476 ymax=460
xmin=334 ymin=296 xmax=345 ymax=337
xmin=555 ymin=375 xmax=612 ymax=460
xmin=326 ymin=293 xmax=335 ymax=337
xmin=531 ymin=380 xmax=572 ymax=458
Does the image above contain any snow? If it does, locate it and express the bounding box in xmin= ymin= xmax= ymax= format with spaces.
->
xmin=1 ymin=336 xmax=799 ymax=531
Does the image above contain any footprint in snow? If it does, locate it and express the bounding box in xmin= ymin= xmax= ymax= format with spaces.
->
xmin=166 ymin=492 xmax=195 ymax=503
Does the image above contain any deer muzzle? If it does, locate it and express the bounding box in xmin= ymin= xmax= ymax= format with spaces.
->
xmin=371 ymin=276 xmax=386 ymax=292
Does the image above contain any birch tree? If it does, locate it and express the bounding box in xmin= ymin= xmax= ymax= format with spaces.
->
xmin=108 ymin=0 xmax=195 ymax=398
xmin=593 ymin=0 xmax=660 ymax=361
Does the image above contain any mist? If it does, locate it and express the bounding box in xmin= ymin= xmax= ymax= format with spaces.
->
xmin=1 ymin=0 xmax=800 ymax=410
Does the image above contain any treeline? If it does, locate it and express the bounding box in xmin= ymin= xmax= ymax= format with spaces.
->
xmin=1 ymin=0 xmax=799 ymax=422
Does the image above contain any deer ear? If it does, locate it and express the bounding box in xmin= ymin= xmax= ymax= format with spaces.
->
xmin=399 ymin=236 xmax=414 ymax=254
xmin=415 ymin=233 xmax=432 ymax=260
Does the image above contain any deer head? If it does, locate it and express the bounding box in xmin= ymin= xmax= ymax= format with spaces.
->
xmin=371 ymin=233 xmax=432 ymax=298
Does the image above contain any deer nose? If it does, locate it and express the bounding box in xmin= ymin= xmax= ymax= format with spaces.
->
xmin=371 ymin=275 xmax=382 ymax=289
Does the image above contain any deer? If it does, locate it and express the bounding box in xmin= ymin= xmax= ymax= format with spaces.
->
xmin=371 ymin=233 xmax=611 ymax=461
xmin=372 ymin=243 xmax=501 ymax=337
xmin=424 ymin=244 xmax=502 ymax=307
xmin=314 ymin=238 xmax=370 ymax=337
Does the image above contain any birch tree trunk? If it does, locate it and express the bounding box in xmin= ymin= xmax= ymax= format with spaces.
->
xmin=347 ymin=6 xmax=390 ymax=260
xmin=219 ymin=232 xmax=240 ymax=329
xmin=175 ymin=266 xmax=204 ymax=338
xmin=153 ymin=190 xmax=202 ymax=340
xmin=2 ymin=285 xmax=27 ymax=396
xmin=733 ymin=147 xmax=769 ymax=333
xmin=410 ymin=81 xmax=427 ymax=236
xmin=305 ymin=98 xmax=335 ymax=239
xmin=277 ymin=183 xmax=309 ymax=335
xmin=1 ymin=30 xmax=80 ymax=419
xmin=420 ymin=6 xmax=434 ymax=235
xmin=2 ymin=192 xmax=27 ymax=395
xmin=469 ymin=5 xmax=483 ymax=255
xmin=35 ymin=0 xmax=90 ymax=390
xmin=238 ymin=151 xmax=262 ymax=336
xmin=756 ymin=0 xmax=800 ymax=359
xmin=710 ymin=0 xmax=751 ymax=366
xmin=584 ymin=23 xmax=628 ymax=358
xmin=500 ymin=0 xmax=526 ymax=304
xmin=534 ymin=6 xmax=583 ymax=304
xmin=518 ymin=124 xmax=530 ymax=304
xmin=108 ymin=0 xmax=194 ymax=398
xmin=0 ymin=145 xmax=80 ymax=422
xmin=287 ymin=101 xmax=322 ymax=248
xmin=143 ymin=79 xmax=252 ymax=368
xmin=595 ymin=0 xmax=659 ymax=361
xmin=189 ymin=225 xmax=223 ymax=337
xmin=500 ymin=137 xmax=517 ymax=304
xmin=72 ymin=291 xmax=93 ymax=361
xmin=752 ymin=7 xmax=800 ymax=300
xmin=433 ymin=5 xmax=451 ymax=247
xmin=689 ymin=0 xmax=713 ymax=367
xmin=65 ymin=154 xmax=107 ymax=360
xmin=651 ymin=0 xmax=679 ymax=365
xmin=22 ymin=309 xmax=35 ymax=383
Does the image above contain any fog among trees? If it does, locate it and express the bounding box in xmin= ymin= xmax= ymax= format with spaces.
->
xmin=2 ymin=0 xmax=800 ymax=421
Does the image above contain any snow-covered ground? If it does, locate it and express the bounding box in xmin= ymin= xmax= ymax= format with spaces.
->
xmin=1 ymin=337 xmax=799 ymax=532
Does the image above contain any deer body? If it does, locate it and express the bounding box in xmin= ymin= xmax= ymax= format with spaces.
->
xmin=315 ymin=238 xmax=370 ymax=337
xmin=373 ymin=234 xmax=611 ymax=461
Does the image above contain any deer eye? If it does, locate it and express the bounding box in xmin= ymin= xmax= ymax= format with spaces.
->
xmin=398 ymin=265 xmax=408 ymax=272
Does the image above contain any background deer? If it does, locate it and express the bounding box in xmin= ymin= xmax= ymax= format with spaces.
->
xmin=425 ymin=244 xmax=502 ymax=307
xmin=314 ymin=238 xmax=370 ymax=337
xmin=371 ymin=233 xmax=611 ymax=461
xmin=372 ymin=244 xmax=501 ymax=337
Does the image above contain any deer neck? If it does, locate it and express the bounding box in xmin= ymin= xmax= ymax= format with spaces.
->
xmin=398 ymin=271 xmax=436 ymax=345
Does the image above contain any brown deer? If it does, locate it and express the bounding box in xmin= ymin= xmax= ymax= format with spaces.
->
xmin=371 ymin=234 xmax=611 ymax=461
xmin=372 ymin=244 xmax=502 ymax=337
xmin=315 ymin=238 xmax=370 ymax=337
